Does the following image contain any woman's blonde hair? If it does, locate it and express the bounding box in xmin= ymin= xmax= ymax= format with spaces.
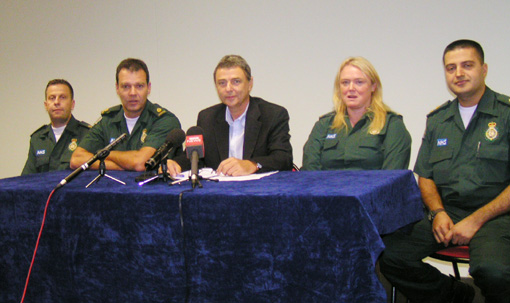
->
xmin=331 ymin=57 xmax=391 ymax=134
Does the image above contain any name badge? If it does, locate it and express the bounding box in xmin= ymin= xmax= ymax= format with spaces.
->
xmin=437 ymin=138 xmax=448 ymax=146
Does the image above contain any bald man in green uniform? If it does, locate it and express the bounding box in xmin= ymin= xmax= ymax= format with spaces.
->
xmin=380 ymin=40 xmax=510 ymax=303
xmin=70 ymin=58 xmax=181 ymax=171
xmin=22 ymin=79 xmax=90 ymax=175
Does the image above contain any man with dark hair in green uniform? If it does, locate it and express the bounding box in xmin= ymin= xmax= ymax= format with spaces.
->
xmin=22 ymin=79 xmax=90 ymax=175
xmin=70 ymin=58 xmax=181 ymax=171
xmin=380 ymin=40 xmax=510 ymax=303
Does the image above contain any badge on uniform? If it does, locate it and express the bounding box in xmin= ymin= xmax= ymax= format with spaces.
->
xmin=326 ymin=133 xmax=337 ymax=139
xmin=437 ymin=138 xmax=448 ymax=146
xmin=485 ymin=122 xmax=498 ymax=141
xmin=68 ymin=139 xmax=78 ymax=151
xmin=36 ymin=149 xmax=46 ymax=156
xmin=141 ymin=129 xmax=148 ymax=143
xmin=156 ymin=107 xmax=166 ymax=116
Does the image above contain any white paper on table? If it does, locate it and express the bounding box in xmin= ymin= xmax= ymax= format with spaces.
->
xmin=174 ymin=168 xmax=278 ymax=182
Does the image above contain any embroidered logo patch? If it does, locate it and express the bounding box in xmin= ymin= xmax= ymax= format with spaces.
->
xmin=36 ymin=149 xmax=46 ymax=156
xmin=485 ymin=122 xmax=498 ymax=141
xmin=326 ymin=133 xmax=337 ymax=139
xmin=68 ymin=139 xmax=78 ymax=151
xmin=437 ymin=138 xmax=448 ymax=146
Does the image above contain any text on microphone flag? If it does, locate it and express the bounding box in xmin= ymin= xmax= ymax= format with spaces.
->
xmin=186 ymin=135 xmax=203 ymax=146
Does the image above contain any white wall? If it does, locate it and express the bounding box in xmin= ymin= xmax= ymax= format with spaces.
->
xmin=1 ymin=1 xmax=510 ymax=178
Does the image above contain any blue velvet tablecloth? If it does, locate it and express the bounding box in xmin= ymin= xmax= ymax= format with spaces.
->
xmin=0 ymin=169 xmax=423 ymax=303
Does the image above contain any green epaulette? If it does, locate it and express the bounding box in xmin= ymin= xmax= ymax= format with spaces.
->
xmin=101 ymin=104 xmax=123 ymax=116
xmin=30 ymin=124 xmax=50 ymax=137
xmin=496 ymin=93 xmax=510 ymax=107
xmin=387 ymin=111 xmax=402 ymax=118
xmin=79 ymin=120 xmax=92 ymax=128
xmin=147 ymin=102 xmax=167 ymax=117
xmin=427 ymin=100 xmax=451 ymax=117
xmin=319 ymin=111 xmax=335 ymax=120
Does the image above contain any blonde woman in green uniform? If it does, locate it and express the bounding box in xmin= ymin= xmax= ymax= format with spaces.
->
xmin=302 ymin=57 xmax=411 ymax=170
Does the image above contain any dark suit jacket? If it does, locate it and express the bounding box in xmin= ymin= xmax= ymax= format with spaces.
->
xmin=178 ymin=96 xmax=293 ymax=173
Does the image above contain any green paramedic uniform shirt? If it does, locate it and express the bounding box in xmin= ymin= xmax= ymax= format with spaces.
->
xmin=79 ymin=100 xmax=181 ymax=154
xmin=302 ymin=111 xmax=411 ymax=170
xmin=414 ymin=87 xmax=510 ymax=210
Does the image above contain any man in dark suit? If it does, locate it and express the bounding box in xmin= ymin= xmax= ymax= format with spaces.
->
xmin=168 ymin=54 xmax=293 ymax=176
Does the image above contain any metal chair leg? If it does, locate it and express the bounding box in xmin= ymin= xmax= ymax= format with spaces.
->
xmin=452 ymin=260 xmax=461 ymax=280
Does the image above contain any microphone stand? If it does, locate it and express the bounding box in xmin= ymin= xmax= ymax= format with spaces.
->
xmin=137 ymin=159 xmax=174 ymax=186
xmin=137 ymin=149 xmax=177 ymax=186
xmin=190 ymin=174 xmax=203 ymax=189
xmin=168 ymin=170 xmax=219 ymax=187
xmin=86 ymin=150 xmax=126 ymax=188
xmin=160 ymin=159 xmax=170 ymax=182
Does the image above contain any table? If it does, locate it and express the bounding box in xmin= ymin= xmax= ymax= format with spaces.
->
xmin=0 ymin=169 xmax=423 ymax=302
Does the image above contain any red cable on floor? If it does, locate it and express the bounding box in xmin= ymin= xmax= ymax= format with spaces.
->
xmin=20 ymin=188 xmax=56 ymax=303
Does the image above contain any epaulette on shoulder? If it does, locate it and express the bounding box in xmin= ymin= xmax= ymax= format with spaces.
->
xmin=496 ymin=93 xmax=510 ymax=107
xmin=101 ymin=105 xmax=122 ymax=116
xmin=149 ymin=103 xmax=167 ymax=117
xmin=386 ymin=111 xmax=403 ymax=118
xmin=30 ymin=124 xmax=48 ymax=137
xmin=427 ymin=100 xmax=451 ymax=117
xmin=79 ymin=121 xmax=92 ymax=128
xmin=319 ymin=111 xmax=335 ymax=120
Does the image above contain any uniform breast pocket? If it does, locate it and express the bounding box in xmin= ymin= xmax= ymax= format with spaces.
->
xmin=35 ymin=155 xmax=50 ymax=170
xmin=429 ymin=148 xmax=453 ymax=185
xmin=60 ymin=150 xmax=73 ymax=163
xmin=476 ymin=144 xmax=509 ymax=183
xmin=322 ymin=138 xmax=339 ymax=151
xmin=355 ymin=136 xmax=383 ymax=160
xmin=358 ymin=136 xmax=382 ymax=151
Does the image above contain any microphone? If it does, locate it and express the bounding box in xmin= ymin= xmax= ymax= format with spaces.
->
xmin=55 ymin=133 xmax=127 ymax=189
xmin=145 ymin=128 xmax=185 ymax=171
xmin=185 ymin=126 xmax=205 ymax=189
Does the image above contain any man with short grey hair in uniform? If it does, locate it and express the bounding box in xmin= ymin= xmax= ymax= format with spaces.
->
xmin=22 ymin=79 xmax=90 ymax=175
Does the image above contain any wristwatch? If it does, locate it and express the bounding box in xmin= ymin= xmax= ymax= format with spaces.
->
xmin=428 ymin=208 xmax=445 ymax=221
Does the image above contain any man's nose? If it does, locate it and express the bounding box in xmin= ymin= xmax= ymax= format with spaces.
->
xmin=455 ymin=67 xmax=464 ymax=77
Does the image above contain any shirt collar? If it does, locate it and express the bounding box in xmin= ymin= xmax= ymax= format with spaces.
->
xmin=475 ymin=87 xmax=498 ymax=116
xmin=225 ymin=103 xmax=249 ymax=126
xmin=111 ymin=99 xmax=151 ymax=125
xmin=443 ymin=86 xmax=497 ymax=122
